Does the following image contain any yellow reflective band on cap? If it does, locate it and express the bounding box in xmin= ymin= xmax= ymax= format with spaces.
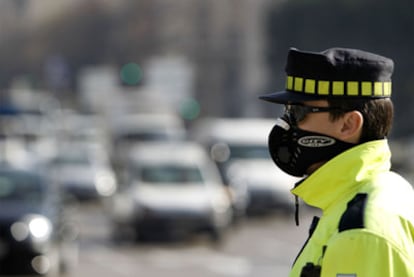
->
xmin=347 ymin=82 xmax=359 ymax=96
xmin=287 ymin=76 xmax=293 ymax=90
xmin=374 ymin=82 xmax=383 ymax=96
xmin=318 ymin=81 xmax=330 ymax=95
xmin=384 ymin=82 xmax=391 ymax=96
xmin=305 ymin=79 xmax=316 ymax=94
xmin=285 ymin=76 xmax=391 ymax=97
xmin=332 ymin=81 xmax=344 ymax=95
xmin=361 ymin=82 xmax=372 ymax=96
xmin=294 ymin=77 xmax=303 ymax=92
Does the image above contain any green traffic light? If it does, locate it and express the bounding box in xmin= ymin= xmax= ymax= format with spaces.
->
xmin=120 ymin=63 xmax=142 ymax=85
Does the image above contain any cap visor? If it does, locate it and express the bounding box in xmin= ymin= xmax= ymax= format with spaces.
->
xmin=259 ymin=90 xmax=327 ymax=104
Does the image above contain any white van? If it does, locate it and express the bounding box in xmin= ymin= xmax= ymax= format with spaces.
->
xmin=108 ymin=141 xmax=232 ymax=242
xmin=190 ymin=117 xmax=299 ymax=215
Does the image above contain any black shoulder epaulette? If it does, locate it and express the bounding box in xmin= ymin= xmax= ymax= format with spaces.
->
xmin=338 ymin=193 xmax=368 ymax=232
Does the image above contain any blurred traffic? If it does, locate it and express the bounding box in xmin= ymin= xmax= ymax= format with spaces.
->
xmin=0 ymin=166 xmax=78 ymax=275
xmin=0 ymin=85 xmax=303 ymax=276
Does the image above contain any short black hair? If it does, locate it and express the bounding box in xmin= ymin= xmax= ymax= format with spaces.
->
xmin=328 ymin=98 xmax=393 ymax=143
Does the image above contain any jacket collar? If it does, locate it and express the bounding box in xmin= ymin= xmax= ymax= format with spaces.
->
xmin=291 ymin=139 xmax=391 ymax=211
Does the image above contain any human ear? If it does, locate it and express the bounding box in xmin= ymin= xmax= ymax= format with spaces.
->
xmin=340 ymin=111 xmax=363 ymax=143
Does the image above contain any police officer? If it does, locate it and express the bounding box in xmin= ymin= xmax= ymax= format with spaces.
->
xmin=260 ymin=47 xmax=414 ymax=276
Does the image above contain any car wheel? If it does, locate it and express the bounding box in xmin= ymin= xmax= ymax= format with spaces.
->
xmin=111 ymin=222 xmax=136 ymax=243
xmin=208 ymin=226 xmax=225 ymax=244
xmin=40 ymin=247 xmax=61 ymax=277
xmin=59 ymin=240 xmax=79 ymax=275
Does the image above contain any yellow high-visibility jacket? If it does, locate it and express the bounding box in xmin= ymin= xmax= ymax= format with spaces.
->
xmin=289 ymin=139 xmax=414 ymax=277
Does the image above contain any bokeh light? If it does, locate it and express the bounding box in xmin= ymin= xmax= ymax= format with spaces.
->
xmin=120 ymin=63 xmax=142 ymax=85
xmin=179 ymin=97 xmax=200 ymax=121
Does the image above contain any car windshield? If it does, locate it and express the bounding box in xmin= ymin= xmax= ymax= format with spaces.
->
xmin=118 ymin=132 xmax=170 ymax=142
xmin=0 ymin=172 xmax=45 ymax=203
xmin=229 ymin=145 xmax=270 ymax=159
xmin=139 ymin=165 xmax=203 ymax=184
xmin=52 ymin=152 xmax=89 ymax=165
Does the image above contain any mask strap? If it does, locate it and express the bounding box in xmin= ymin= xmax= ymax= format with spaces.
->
xmin=295 ymin=195 xmax=300 ymax=226
xmin=293 ymin=178 xmax=306 ymax=226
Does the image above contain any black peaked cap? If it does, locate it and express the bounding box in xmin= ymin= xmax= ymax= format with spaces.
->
xmin=260 ymin=47 xmax=394 ymax=104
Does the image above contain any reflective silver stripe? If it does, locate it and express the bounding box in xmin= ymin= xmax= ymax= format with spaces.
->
xmin=275 ymin=117 xmax=290 ymax=131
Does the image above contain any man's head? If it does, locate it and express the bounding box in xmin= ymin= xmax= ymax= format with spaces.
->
xmin=260 ymin=47 xmax=395 ymax=177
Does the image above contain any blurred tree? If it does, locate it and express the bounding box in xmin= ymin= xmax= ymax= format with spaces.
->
xmin=265 ymin=0 xmax=414 ymax=137
xmin=0 ymin=0 xmax=157 ymax=91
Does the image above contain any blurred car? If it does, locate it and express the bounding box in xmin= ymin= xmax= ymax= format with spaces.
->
xmin=0 ymin=112 xmax=58 ymax=167
xmin=53 ymin=109 xmax=111 ymax=153
xmin=190 ymin=118 xmax=280 ymax=217
xmin=108 ymin=141 xmax=232 ymax=242
xmin=227 ymin=159 xmax=299 ymax=214
xmin=0 ymin=167 xmax=79 ymax=275
xmin=0 ymin=137 xmax=40 ymax=170
xmin=109 ymin=113 xmax=186 ymax=143
xmin=108 ymin=112 xmax=187 ymax=175
xmin=47 ymin=144 xmax=117 ymax=201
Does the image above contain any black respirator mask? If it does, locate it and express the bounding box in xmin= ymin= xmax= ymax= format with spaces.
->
xmin=268 ymin=114 xmax=356 ymax=177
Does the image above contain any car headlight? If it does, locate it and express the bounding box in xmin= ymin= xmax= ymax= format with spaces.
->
xmin=29 ymin=216 xmax=52 ymax=240
xmin=95 ymin=171 xmax=117 ymax=196
xmin=11 ymin=215 xmax=52 ymax=242
xmin=209 ymin=189 xmax=231 ymax=214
